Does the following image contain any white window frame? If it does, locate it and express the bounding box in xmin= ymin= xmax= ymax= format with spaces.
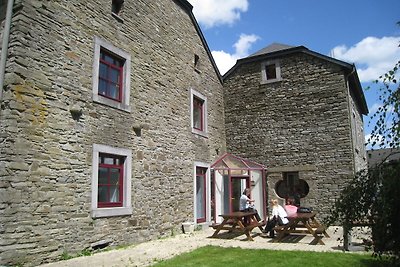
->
xmin=190 ymin=89 xmax=208 ymax=138
xmin=92 ymin=36 xmax=131 ymax=112
xmin=91 ymin=144 xmax=132 ymax=218
xmin=261 ymin=59 xmax=282 ymax=84
xmin=193 ymin=162 xmax=210 ymax=224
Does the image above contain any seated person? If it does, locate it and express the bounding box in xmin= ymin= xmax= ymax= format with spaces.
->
xmin=284 ymin=198 xmax=298 ymax=217
xmin=264 ymin=199 xmax=288 ymax=237
xmin=239 ymin=188 xmax=262 ymax=223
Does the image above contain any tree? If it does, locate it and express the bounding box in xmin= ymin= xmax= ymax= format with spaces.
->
xmin=326 ymin=25 xmax=400 ymax=264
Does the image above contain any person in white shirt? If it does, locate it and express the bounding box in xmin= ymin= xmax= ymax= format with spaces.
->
xmin=264 ymin=199 xmax=288 ymax=237
xmin=239 ymin=188 xmax=262 ymax=222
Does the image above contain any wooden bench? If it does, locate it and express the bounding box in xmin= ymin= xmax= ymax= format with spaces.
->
xmin=245 ymin=221 xmax=265 ymax=231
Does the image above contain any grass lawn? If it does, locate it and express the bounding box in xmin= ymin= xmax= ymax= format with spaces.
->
xmin=151 ymin=245 xmax=394 ymax=267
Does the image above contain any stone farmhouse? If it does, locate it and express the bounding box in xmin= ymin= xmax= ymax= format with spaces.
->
xmin=0 ymin=0 xmax=367 ymax=265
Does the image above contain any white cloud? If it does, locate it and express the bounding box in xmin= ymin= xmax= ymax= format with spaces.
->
xmin=365 ymin=133 xmax=385 ymax=149
xmin=330 ymin=36 xmax=400 ymax=82
xmin=188 ymin=0 xmax=249 ymax=28
xmin=211 ymin=34 xmax=259 ymax=75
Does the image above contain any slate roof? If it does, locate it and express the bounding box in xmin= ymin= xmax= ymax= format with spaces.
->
xmin=249 ymin=43 xmax=295 ymax=57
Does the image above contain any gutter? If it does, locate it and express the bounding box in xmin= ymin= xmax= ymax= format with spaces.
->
xmin=0 ymin=0 xmax=14 ymax=102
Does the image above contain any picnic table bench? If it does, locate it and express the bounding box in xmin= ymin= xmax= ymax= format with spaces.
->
xmin=210 ymin=211 xmax=265 ymax=241
xmin=273 ymin=212 xmax=330 ymax=245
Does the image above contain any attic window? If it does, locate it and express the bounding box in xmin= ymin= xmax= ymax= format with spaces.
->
xmin=194 ymin=54 xmax=201 ymax=73
xmin=261 ymin=60 xmax=282 ymax=84
xmin=112 ymin=0 xmax=124 ymax=15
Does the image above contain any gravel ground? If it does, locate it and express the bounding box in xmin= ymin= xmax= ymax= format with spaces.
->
xmin=38 ymin=226 xmax=369 ymax=267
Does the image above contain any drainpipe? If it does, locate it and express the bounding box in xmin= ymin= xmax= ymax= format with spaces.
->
xmin=0 ymin=0 xmax=15 ymax=103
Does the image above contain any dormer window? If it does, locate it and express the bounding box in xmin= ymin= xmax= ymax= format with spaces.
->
xmin=261 ymin=60 xmax=282 ymax=84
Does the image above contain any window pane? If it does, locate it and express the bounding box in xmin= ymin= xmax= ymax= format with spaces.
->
xmin=98 ymin=167 xmax=108 ymax=184
xmin=110 ymin=68 xmax=120 ymax=83
xmin=196 ymin=175 xmax=205 ymax=219
xmin=99 ymin=79 xmax=107 ymax=95
xmin=104 ymin=54 xmax=114 ymax=64
xmin=110 ymin=168 xmax=120 ymax=184
xmin=193 ymin=106 xmax=202 ymax=129
xmin=99 ymin=62 xmax=108 ymax=78
xmin=103 ymin=157 xmax=114 ymax=165
xmin=108 ymin=84 xmax=119 ymax=99
xmin=109 ymin=186 xmax=119 ymax=202
xmin=98 ymin=186 xmax=108 ymax=202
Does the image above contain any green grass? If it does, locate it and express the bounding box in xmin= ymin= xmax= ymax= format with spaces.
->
xmin=151 ymin=246 xmax=395 ymax=267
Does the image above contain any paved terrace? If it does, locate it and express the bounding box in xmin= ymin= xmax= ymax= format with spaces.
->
xmin=39 ymin=226 xmax=370 ymax=267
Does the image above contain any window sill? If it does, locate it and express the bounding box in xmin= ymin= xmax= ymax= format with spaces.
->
xmin=93 ymin=94 xmax=131 ymax=113
xmin=260 ymin=78 xmax=283 ymax=85
xmin=111 ymin=12 xmax=124 ymax=23
xmin=192 ymin=128 xmax=208 ymax=138
xmin=91 ymin=207 xmax=132 ymax=218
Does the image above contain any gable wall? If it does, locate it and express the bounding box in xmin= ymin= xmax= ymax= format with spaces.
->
xmin=0 ymin=0 xmax=225 ymax=265
xmin=223 ymin=52 xmax=357 ymax=218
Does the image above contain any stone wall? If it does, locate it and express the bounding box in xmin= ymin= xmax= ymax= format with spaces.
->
xmin=0 ymin=0 xmax=226 ymax=265
xmin=223 ymin=52 xmax=360 ymax=218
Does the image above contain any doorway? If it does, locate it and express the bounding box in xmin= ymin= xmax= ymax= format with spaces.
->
xmin=231 ymin=177 xmax=249 ymax=212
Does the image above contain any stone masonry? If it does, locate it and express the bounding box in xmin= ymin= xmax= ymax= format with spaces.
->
xmin=0 ymin=0 xmax=226 ymax=265
xmin=223 ymin=47 xmax=368 ymax=219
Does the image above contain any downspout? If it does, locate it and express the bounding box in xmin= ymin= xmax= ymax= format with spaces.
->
xmin=0 ymin=0 xmax=14 ymax=103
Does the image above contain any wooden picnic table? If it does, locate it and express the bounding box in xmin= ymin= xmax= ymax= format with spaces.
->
xmin=210 ymin=211 xmax=265 ymax=241
xmin=273 ymin=211 xmax=330 ymax=245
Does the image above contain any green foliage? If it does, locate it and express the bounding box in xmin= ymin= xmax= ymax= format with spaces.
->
xmin=151 ymin=245 xmax=394 ymax=267
xmin=326 ymin=160 xmax=400 ymax=264
xmin=367 ymin=59 xmax=400 ymax=149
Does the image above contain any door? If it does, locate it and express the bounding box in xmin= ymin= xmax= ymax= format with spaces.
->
xmin=196 ymin=167 xmax=207 ymax=223
xmin=231 ymin=177 xmax=249 ymax=212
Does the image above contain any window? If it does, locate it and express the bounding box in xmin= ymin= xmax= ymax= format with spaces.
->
xmin=194 ymin=54 xmax=201 ymax=73
xmin=112 ymin=0 xmax=124 ymax=15
xmin=275 ymin=172 xmax=309 ymax=206
xmin=190 ymin=89 xmax=208 ymax=137
xmin=98 ymin=154 xmax=124 ymax=207
xmin=194 ymin=162 xmax=210 ymax=224
xmin=91 ymin=144 xmax=132 ymax=218
xmin=196 ymin=167 xmax=207 ymax=223
xmin=93 ymin=37 xmax=131 ymax=112
xmin=261 ymin=60 xmax=282 ymax=84
xmin=99 ymin=49 xmax=124 ymax=102
xmin=193 ymin=97 xmax=204 ymax=131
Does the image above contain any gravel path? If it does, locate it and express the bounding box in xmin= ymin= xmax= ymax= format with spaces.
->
xmin=39 ymin=226 xmax=368 ymax=267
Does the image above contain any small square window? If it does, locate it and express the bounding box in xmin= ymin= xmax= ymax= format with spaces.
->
xmin=265 ymin=64 xmax=277 ymax=80
xmin=190 ymin=89 xmax=208 ymax=137
xmin=92 ymin=37 xmax=131 ymax=112
xmin=261 ymin=60 xmax=282 ymax=84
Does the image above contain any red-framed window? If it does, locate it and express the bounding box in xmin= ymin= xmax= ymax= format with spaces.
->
xmin=193 ymin=96 xmax=204 ymax=131
xmin=99 ymin=49 xmax=124 ymax=102
xmin=98 ymin=153 xmax=124 ymax=208
xmin=196 ymin=167 xmax=207 ymax=223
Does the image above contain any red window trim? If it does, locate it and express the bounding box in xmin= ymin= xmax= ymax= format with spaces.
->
xmin=98 ymin=153 xmax=124 ymax=208
xmin=196 ymin=167 xmax=207 ymax=223
xmin=193 ymin=97 xmax=204 ymax=131
xmin=99 ymin=49 xmax=124 ymax=102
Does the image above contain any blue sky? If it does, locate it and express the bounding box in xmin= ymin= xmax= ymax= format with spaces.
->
xmin=188 ymin=0 xmax=400 ymax=148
